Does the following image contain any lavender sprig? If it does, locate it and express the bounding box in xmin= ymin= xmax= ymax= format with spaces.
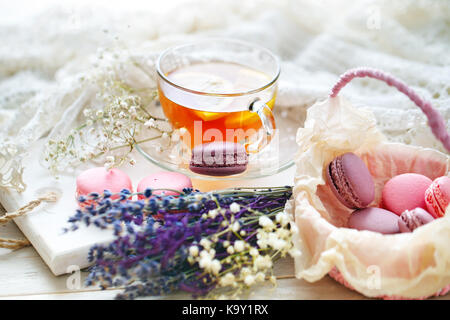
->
xmin=68 ymin=186 xmax=296 ymax=299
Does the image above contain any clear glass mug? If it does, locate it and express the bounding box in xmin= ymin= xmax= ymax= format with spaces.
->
xmin=156 ymin=39 xmax=280 ymax=153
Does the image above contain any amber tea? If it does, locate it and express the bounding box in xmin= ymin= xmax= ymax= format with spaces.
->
xmin=158 ymin=61 xmax=277 ymax=148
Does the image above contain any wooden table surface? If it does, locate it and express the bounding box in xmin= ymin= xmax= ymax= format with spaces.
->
xmin=0 ymin=204 xmax=448 ymax=300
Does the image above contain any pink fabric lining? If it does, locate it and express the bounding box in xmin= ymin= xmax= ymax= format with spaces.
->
xmin=328 ymin=267 xmax=450 ymax=300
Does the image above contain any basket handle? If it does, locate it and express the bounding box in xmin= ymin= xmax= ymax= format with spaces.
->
xmin=329 ymin=68 xmax=450 ymax=153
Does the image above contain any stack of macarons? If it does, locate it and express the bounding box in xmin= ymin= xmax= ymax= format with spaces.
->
xmin=76 ymin=167 xmax=193 ymax=205
xmin=326 ymin=152 xmax=449 ymax=234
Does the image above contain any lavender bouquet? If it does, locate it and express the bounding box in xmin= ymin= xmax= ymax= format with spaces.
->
xmin=67 ymin=186 xmax=297 ymax=299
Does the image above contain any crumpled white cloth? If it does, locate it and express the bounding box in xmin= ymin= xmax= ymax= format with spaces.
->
xmin=0 ymin=0 xmax=449 ymax=191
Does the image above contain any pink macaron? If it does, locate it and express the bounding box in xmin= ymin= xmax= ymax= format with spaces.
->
xmin=424 ymin=176 xmax=450 ymax=218
xmin=137 ymin=171 xmax=193 ymax=199
xmin=76 ymin=167 xmax=133 ymax=201
xmin=348 ymin=207 xmax=400 ymax=234
xmin=326 ymin=152 xmax=375 ymax=209
xmin=382 ymin=173 xmax=432 ymax=216
xmin=398 ymin=207 xmax=435 ymax=233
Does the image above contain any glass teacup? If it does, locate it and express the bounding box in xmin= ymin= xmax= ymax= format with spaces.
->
xmin=156 ymin=39 xmax=280 ymax=154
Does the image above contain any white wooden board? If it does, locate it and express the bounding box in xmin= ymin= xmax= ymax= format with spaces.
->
xmin=0 ymin=139 xmax=295 ymax=276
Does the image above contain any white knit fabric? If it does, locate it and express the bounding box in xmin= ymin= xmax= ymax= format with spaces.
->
xmin=0 ymin=0 xmax=449 ymax=190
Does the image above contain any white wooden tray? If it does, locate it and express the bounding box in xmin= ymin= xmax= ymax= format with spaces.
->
xmin=0 ymin=139 xmax=294 ymax=275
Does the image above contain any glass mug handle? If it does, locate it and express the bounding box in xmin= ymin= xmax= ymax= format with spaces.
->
xmin=246 ymin=98 xmax=276 ymax=153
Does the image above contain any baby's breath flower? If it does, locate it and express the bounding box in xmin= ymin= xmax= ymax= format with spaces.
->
xmin=129 ymin=106 xmax=137 ymax=117
xmin=256 ymin=239 xmax=268 ymax=249
xmin=83 ymin=109 xmax=92 ymax=117
xmin=259 ymin=216 xmax=275 ymax=230
xmin=234 ymin=240 xmax=245 ymax=252
xmin=199 ymin=256 xmax=212 ymax=270
xmin=208 ymin=209 xmax=218 ymax=219
xmin=276 ymin=228 xmax=290 ymax=239
xmin=276 ymin=211 xmax=291 ymax=227
xmin=244 ymin=275 xmax=255 ymax=286
xmin=219 ymin=273 xmax=236 ymax=287
xmin=272 ymin=238 xmax=288 ymax=250
xmin=210 ymin=259 xmax=222 ymax=275
xmin=144 ymin=118 xmax=156 ymax=128
xmin=189 ymin=246 xmax=199 ymax=257
xmin=43 ymin=62 xmax=166 ymax=174
xmin=229 ymin=202 xmax=240 ymax=213
xmin=249 ymin=248 xmax=259 ymax=257
xmin=200 ymin=239 xmax=212 ymax=250
xmin=231 ymin=221 xmax=240 ymax=232
xmin=255 ymin=272 xmax=265 ymax=282
xmin=253 ymin=255 xmax=272 ymax=270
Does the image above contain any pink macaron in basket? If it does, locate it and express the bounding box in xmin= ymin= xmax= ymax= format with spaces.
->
xmin=289 ymin=68 xmax=450 ymax=299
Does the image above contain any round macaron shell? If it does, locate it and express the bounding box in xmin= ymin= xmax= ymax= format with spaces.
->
xmin=425 ymin=176 xmax=450 ymax=218
xmin=76 ymin=167 xmax=132 ymax=199
xmin=382 ymin=173 xmax=432 ymax=216
xmin=137 ymin=171 xmax=193 ymax=199
xmin=398 ymin=207 xmax=435 ymax=233
xmin=348 ymin=207 xmax=400 ymax=234
xmin=340 ymin=153 xmax=375 ymax=207
xmin=326 ymin=152 xmax=375 ymax=209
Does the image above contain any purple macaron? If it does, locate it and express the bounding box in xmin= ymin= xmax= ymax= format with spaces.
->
xmin=189 ymin=142 xmax=248 ymax=176
xmin=348 ymin=207 xmax=400 ymax=234
xmin=398 ymin=207 xmax=435 ymax=233
xmin=326 ymin=152 xmax=375 ymax=209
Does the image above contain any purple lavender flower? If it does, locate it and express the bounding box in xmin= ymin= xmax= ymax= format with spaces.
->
xmin=67 ymin=186 xmax=292 ymax=299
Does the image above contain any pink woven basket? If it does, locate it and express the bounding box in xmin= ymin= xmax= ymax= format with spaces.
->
xmin=291 ymin=68 xmax=450 ymax=299
xmin=326 ymin=68 xmax=450 ymax=299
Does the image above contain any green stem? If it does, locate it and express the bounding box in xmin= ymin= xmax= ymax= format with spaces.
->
xmin=91 ymin=135 xmax=162 ymax=159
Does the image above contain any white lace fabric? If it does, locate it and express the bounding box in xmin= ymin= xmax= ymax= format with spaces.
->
xmin=0 ymin=0 xmax=449 ymax=191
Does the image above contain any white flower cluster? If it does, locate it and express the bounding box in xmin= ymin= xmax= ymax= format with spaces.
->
xmin=188 ymin=241 xmax=222 ymax=276
xmin=257 ymin=211 xmax=301 ymax=258
xmin=43 ymin=50 xmax=173 ymax=173
xmin=187 ymin=207 xmax=300 ymax=299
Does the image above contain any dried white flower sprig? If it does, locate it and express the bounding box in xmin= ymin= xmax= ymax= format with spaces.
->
xmin=43 ymin=48 xmax=176 ymax=174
